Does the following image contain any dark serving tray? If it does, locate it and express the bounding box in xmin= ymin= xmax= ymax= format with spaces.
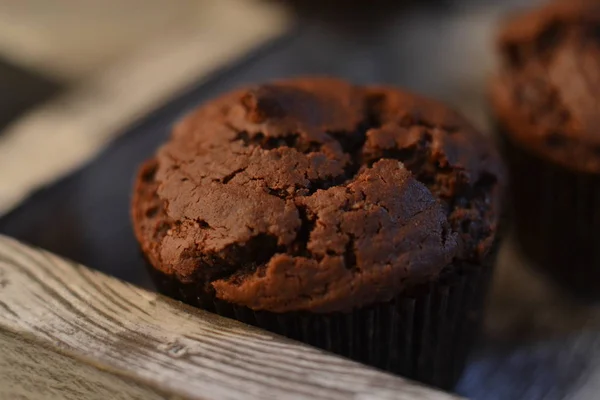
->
xmin=3 ymin=1 xmax=600 ymax=399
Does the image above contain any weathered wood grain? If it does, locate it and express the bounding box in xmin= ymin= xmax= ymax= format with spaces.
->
xmin=0 ymin=235 xmax=461 ymax=400
xmin=0 ymin=330 xmax=172 ymax=400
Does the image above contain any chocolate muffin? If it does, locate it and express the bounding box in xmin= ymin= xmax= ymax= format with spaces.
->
xmin=132 ymin=78 xmax=504 ymax=389
xmin=491 ymin=0 xmax=600 ymax=296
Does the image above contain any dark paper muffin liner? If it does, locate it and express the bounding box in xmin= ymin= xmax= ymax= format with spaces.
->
xmin=502 ymin=133 xmax=600 ymax=298
xmin=148 ymin=251 xmax=496 ymax=391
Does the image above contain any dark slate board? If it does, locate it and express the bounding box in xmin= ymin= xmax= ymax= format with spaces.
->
xmin=3 ymin=1 xmax=600 ymax=399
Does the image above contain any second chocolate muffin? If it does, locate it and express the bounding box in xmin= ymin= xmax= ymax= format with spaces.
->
xmin=491 ymin=0 xmax=600 ymax=297
xmin=132 ymin=78 xmax=504 ymax=389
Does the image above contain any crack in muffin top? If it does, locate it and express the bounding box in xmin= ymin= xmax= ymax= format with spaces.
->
xmin=132 ymin=78 xmax=503 ymax=313
xmin=492 ymin=0 xmax=600 ymax=173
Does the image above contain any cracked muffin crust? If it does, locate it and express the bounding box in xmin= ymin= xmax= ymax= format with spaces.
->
xmin=132 ymin=78 xmax=504 ymax=313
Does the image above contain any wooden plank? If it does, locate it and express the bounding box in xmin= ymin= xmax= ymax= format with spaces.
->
xmin=0 ymin=330 xmax=170 ymax=400
xmin=0 ymin=235 xmax=461 ymax=400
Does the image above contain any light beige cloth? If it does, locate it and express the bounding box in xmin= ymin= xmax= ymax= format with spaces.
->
xmin=0 ymin=0 xmax=289 ymax=216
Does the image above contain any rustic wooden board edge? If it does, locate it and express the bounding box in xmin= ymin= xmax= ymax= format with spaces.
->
xmin=0 ymin=235 xmax=461 ymax=400
xmin=1 ymin=329 xmax=177 ymax=400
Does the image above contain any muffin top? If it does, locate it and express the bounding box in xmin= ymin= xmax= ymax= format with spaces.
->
xmin=492 ymin=0 xmax=600 ymax=173
xmin=132 ymin=78 xmax=503 ymax=313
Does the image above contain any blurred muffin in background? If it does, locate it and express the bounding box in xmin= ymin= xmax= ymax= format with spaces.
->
xmin=490 ymin=0 xmax=600 ymax=297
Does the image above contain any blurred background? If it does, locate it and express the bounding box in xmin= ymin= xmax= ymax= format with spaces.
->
xmin=0 ymin=0 xmax=289 ymax=215
xmin=9 ymin=1 xmax=600 ymax=400
xmin=0 ymin=0 xmax=546 ymax=215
